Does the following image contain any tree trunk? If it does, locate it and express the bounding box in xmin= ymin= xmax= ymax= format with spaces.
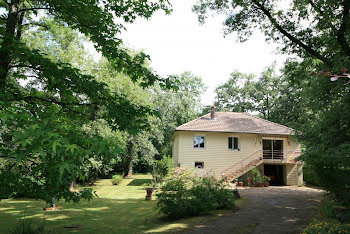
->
xmin=0 ymin=0 xmax=20 ymax=89
xmin=125 ymin=140 xmax=134 ymax=177
xmin=69 ymin=180 xmax=75 ymax=192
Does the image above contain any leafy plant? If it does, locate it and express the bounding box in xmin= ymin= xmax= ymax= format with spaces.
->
xmin=263 ymin=176 xmax=271 ymax=183
xmin=152 ymin=156 xmax=173 ymax=185
xmin=157 ymin=167 xmax=235 ymax=219
xmin=252 ymin=168 xmax=263 ymax=184
xmin=302 ymin=222 xmax=350 ymax=234
xmin=111 ymin=175 xmax=123 ymax=186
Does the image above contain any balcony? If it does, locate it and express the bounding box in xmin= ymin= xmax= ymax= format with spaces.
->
xmin=262 ymin=150 xmax=301 ymax=162
xmin=263 ymin=150 xmax=284 ymax=160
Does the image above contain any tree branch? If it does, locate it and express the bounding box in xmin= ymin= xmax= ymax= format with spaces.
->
xmin=252 ymin=0 xmax=333 ymax=68
xmin=18 ymin=7 xmax=51 ymax=13
xmin=336 ymin=0 xmax=350 ymax=57
xmin=16 ymin=11 xmax=24 ymax=40
xmin=307 ymin=0 xmax=337 ymax=32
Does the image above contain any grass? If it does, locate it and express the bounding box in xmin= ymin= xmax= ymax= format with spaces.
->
xmin=302 ymin=194 xmax=350 ymax=232
xmin=0 ymin=174 xmax=244 ymax=233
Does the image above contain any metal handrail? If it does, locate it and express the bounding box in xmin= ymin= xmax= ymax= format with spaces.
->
xmin=221 ymin=150 xmax=262 ymax=178
xmin=221 ymin=149 xmax=302 ymax=179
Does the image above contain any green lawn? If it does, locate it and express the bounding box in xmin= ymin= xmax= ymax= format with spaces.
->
xmin=0 ymin=174 xmax=243 ymax=233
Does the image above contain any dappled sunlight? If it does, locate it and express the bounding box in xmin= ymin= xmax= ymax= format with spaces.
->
xmin=0 ymin=207 xmax=15 ymax=211
xmin=0 ymin=176 xmax=235 ymax=233
xmin=46 ymin=214 xmax=70 ymax=221
xmin=83 ymin=206 xmax=110 ymax=211
xmin=144 ymin=222 xmax=190 ymax=233
xmin=5 ymin=200 xmax=32 ymax=204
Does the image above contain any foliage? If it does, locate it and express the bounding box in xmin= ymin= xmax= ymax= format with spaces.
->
xmin=251 ymin=168 xmax=262 ymax=184
xmin=193 ymin=0 xmax=350 ymax=71
xmin=194 ymin=0 xmax=350 ymax=202
xmin=263 ymin=176 xmax=271 ymax=183
xmin=303 ymin=222 xmax=350 ymax=234
xmin=0 ymin=1 xmax=176 ymax=202
xmin=152 ymin=156 xmax=173 ymax=184
xmin=157 ymin=167 xmax=235 ymax=219
xmin=215 ymin=66 xmax=281 ymax=120
xmin=111 ymin=175 xmax=123 ymax=186
xmin=150 ymin=72 xmax=206 ymax=156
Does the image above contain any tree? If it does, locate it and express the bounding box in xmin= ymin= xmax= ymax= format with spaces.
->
xmin=215 ymin=66 xmax=281 ymax=120
xmin=193 ymin=0 xmax=350 ymax=71
xmin=194 ymin=0 xmax=350 ymax=201
xmin=0 ymin=0 xmax=173 ymax=202
xmin=151 ymin=72 xmax=206 ymax=156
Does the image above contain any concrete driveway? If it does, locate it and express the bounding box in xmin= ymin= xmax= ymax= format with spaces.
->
xmin=184 ymin=186 xmax=324 ymax=234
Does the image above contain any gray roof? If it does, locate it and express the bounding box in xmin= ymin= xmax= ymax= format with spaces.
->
xmin=175 ymin=112 xmax=294 ymax=135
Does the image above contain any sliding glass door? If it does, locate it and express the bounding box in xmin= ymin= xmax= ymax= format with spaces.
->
xmin=262 ymin=139 xmax=284 ymax=159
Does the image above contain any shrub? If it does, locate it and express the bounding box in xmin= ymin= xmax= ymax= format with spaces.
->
xmin=111 ymin=175 xmax=123 ymax=185
xmin=303 ymin=222 xmax=350 ymax=234
xmin=152 ymin=156 xmax=173 ymax=184
xmin=252 ymin=168 xmax=263 ymax=184
xmin=157 ymin=167 xmax=235 ymax=219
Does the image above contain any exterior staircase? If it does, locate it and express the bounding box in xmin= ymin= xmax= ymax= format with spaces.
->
xmin=221 ymin=150 xmax=263 ymax=182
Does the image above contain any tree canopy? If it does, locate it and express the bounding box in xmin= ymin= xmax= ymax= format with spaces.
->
xmin=215 ymin=66 xmax=281 ymax=120
xmin=0 ymin=0 xmax=175 ymax=202
xmin=194 ymin=0 xmax=350 ymax=202
xmin=193 ymin=0 xmax=350 ymax=71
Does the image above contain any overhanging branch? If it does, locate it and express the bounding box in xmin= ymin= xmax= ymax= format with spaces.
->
xmin=252 ymin=0 xmax=333 ymax=68
xmin=18 ymin=7 xmax=51 ymax=13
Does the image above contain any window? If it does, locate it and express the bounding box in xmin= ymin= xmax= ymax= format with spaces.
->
xmin=194 ymin=136 xmax=205 ymax=148
xmin=195 ymin=162 xmax=204 ymax=168
xmin=228 ymin=137 xmax=239 ymax=150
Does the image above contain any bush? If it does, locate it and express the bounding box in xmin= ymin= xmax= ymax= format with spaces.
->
xmin=157 ymin=167 xmax=235 ymax=219
xmin=111 ymin=175 xmax=123 ymax=185
xmin=303 ymin=222 xmax=350 ymax=234
xmin=252 ymin=168 xmax=262 ymax=184
xmin=152 ymin=156 xmax=173 ymax=184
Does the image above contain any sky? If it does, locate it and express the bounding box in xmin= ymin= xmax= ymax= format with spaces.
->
xmin=119 ymin=0 xmax=289 ymax=105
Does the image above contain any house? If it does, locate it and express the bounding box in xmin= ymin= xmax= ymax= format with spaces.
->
xmin=172 ymin=107 xmax=303 ymax=186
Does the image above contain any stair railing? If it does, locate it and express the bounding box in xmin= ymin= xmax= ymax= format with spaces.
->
xmin=221 ymin=150 xmax=262 ymax=179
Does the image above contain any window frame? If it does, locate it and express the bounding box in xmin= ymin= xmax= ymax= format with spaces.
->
xmin=228 ymin=136 xmax=240 ymax=151
xmin=193 ymin=136 xmax=206 ymax=149
xmin=194 ymin=161 xmax=204 ymax=168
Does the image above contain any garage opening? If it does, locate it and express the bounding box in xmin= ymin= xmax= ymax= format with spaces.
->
xmin=264 ymin=164 xmax=285 ymax=186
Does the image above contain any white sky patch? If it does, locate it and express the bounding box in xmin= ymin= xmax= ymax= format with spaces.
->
xmin=102 ymin=0 xmax=288 ymax=105
xmin=119 ymin=0 xmax=290 ymax=105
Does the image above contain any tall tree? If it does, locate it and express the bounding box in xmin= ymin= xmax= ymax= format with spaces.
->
xmin=193 ymin=0 xmax=350 ymax=71
xmin=215 ymin=66 xmax=281 ymax=120
xmin=0 ymin=1 xmax=173 ymax=202
xmin=193 ymin=0 xmax=350 ymax=201
xmin=151 ymin=72 xmax=206 ymax=157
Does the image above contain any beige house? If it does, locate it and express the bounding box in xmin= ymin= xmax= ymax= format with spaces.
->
xmin=172 ymin=108 xmax=303 ymax=186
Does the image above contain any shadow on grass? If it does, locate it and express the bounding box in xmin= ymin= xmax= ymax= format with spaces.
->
xmin=127 ymin=179 xmax=153 ymax=186
xmin=1 ymin=197 xmax=237 ymax=234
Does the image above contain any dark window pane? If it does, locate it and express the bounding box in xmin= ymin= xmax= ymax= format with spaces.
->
xmin=234 ymin=137 xmax=238 ymax=149
xmin=194 ymin=136 xmax=199 ymax=148
xmin=228 ymin=137 xmax=233 ymax=149
xmin=195 ymin=162 xmax=204 ymax=168
xmin=263 ymin=140 xmax=272 ymax=150
xmin=200 ymin=137 xmax=205 ymax=148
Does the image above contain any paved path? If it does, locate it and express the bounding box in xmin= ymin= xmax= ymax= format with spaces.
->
xmin=185 ymin=186 xmax=324 ymax=234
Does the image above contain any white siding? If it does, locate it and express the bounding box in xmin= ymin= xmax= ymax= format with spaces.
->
xmin=177 ymin=131 xmax=259 ymax=178
xmin=286 ymin=163 xmax=303 ymax=186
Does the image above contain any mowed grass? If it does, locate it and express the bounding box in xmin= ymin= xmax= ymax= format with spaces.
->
xmin=0 ymin=174 xmax=244 ymax=233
